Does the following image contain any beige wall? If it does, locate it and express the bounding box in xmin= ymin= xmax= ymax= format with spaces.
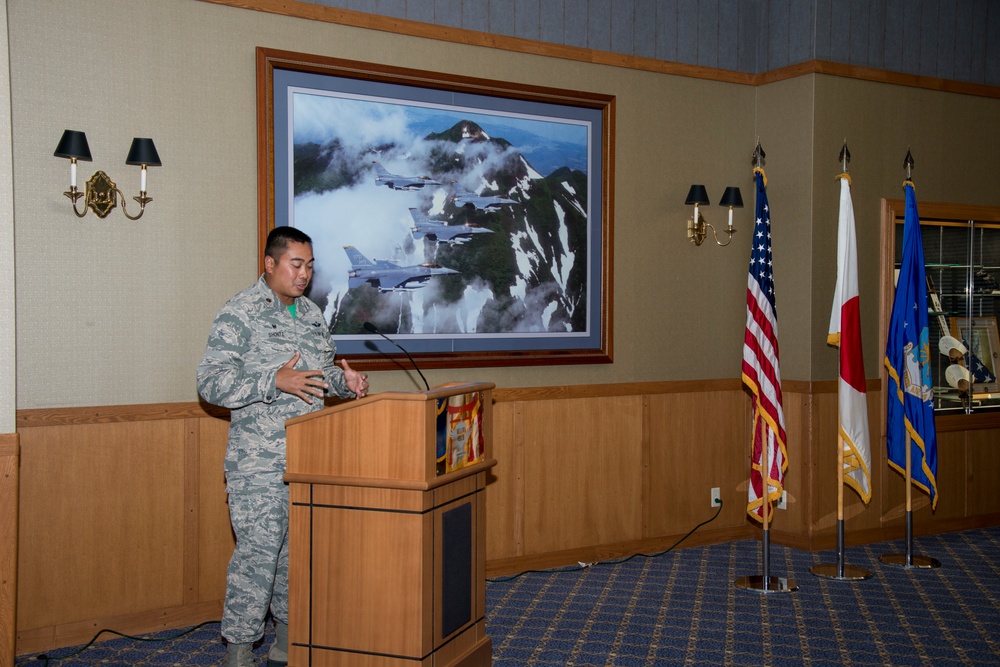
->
xmin=1 ymin=0 xmax=14 ymax=433
xmin=6 ymin=0 xmax=1000 ymax=411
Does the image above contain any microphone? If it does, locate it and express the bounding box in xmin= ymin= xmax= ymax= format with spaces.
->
xmin=362 ymin=322 xmax=430 ymax=391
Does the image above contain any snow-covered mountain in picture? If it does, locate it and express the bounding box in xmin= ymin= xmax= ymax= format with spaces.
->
xmin=290 ymin=109 xmax=591 ymax=339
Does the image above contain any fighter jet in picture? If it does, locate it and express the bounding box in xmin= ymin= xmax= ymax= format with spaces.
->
xmin=372 ymin=162 xmax=442 ymax=191
xmin=344 ymin=245 xmax=459 ymax=292
xmin=448 ymin=182 xmax=519 ymax=211
xmin=408 ymin=208 xmax=494 ymax=246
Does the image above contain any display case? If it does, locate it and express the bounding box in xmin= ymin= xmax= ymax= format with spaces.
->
xmin=882 ymin=200 xmax=1000 ymax=415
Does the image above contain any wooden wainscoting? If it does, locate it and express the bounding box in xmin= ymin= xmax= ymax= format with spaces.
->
xmin=1 ymin=432 xmax=19 ymax=667
xmin=14 ymin=404 xmax=233 ymax=655
xmin=486 ymin=380 xmax=757 ymax=575
xmin=13 ymin=381 xmax=1000 ymax=655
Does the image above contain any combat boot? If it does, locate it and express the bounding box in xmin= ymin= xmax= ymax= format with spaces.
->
xmin=224 ymin=641 xmax=256 ymax=667
xmin=266 ymin=620 xmax=288 ymax=667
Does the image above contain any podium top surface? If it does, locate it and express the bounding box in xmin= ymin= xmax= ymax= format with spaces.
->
xmin=285 ymin=381 xmax=494 ymax=427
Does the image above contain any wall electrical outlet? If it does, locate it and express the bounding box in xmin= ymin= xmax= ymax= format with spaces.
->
xmin=776 ymin=490 xmax=787 ymax=510
xmin=710 ymin=487 xmax=721 ymax=508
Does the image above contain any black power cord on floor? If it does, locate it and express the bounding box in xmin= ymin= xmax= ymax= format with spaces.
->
xmin=487 ymin=499 xmax=725 ymax=583
xmin=33 ymin=620 xmax=221 ymax=666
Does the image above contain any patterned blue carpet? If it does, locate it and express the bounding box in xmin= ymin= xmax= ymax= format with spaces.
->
xmin=16 ymin=527 xmax=1000 ymax=666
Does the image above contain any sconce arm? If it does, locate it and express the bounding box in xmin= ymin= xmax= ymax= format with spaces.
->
xmin=705 ymin=222 xmax=736 ymax=247
xmin=117 ymin=188 xmax=152 ymax=221
xmin=63 ymin=188 xmax=89 ymax=218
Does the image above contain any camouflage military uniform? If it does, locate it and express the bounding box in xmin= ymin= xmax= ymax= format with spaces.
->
xmin=198 ymin=275 xmax=354 ymax=644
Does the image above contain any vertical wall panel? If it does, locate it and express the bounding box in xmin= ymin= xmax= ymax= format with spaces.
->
xmin=378 ymin=0 xmax=406 ymax=17
xmin=521 ymin=396 xmax=643 ymax=555
xmin=563 ymin=0 xmax=588 ymax=48
xmin=917 ymin=0 xmax=940 ymax=76
xmin=985 ymin=1 xmax=1000 ymax=84
xmin=586 ymin=0 xmax=611 ymax=51
xmin=633 ymin=0 xmax=658 ymax=59
xmin=847 ymin=0 xmax=870 ymax=66
xmin=935 ymin=0 xmax=957 ymax=80
xmin=952 ymin=1 xmax=973 ymax=82
xmin=867 ymin=0 xmax=887 ymax=70
xmin=814 ymin=0 xmax=832 ymax=61
xmin=765 ymin=0 xmax=789 ymax=71
xmin=488 ymin=0 xmax=517 ymax=36
xmin=610 ymin=1 xmax=636 ymax=56
xmin=655 ymin=0 xmax=679 ymax=63
xmin=514 ymin=0 xmax=540 ymax=41
xmin=434 ymin=0 xmax=464 ymax=29
xmin=736 ymin=0 xmax=758 ymax=73
xmin=901 ymin=0 xmax=923 ymax=74
xmin=406 ymin=1 xmax=434 ymax=24
xmin=883 ymin=0 xmax=905 ymax=72
xmin=716 ymin=0 xmax=740 ymax=71
xmin=968 ymin=0 xmax=988 ymax=82
xmin=538 ymin=0 xmax=565 ymax=46
xmin=696 ymin=0 xmax=719 ymax=68
xmin=461 ymin=0 xmax=488 ymax=32
xmin=17 ymin=422 xmax=186 ymax=630
xmin=787 ymin=0 xmax=813 ymax=65
xmin=646 ymin=391 xmax=748 ymax=537
xmin=828 ymin=0 xmax=851 ymax=65
xmin=677 ymin=0 xmax=701 ymax=64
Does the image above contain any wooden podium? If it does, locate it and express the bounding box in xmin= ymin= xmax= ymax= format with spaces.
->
xmin=284 ymin=382 xmax=495 ymax=667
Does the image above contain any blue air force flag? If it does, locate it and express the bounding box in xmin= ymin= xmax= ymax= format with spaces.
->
xmin=884 ymin=181 xmax=938 ymax=509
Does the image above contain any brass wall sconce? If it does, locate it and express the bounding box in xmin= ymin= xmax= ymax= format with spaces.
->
xmin=685 ymin=184 xmax=743 ymax=246
xmin=54 ymin=130 xmax=162 ymax=220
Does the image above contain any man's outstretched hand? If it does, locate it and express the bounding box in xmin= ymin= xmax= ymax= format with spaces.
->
xmin=341 ymin=359 xmax=368 ymax=399
xmin=276 ymin=351 xmax=328 ymax=404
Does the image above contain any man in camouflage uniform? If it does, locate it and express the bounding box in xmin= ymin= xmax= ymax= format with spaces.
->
xmin=198 ymin=226 xmax=368 ymax=667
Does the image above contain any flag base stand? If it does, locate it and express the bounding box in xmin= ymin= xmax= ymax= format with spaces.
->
xmin=878 ymin=511 xmax=940 ymax=569
xmin=877 ymin=553 xmax=940 ymax=569
xmin=810 ymin=521 xmax=872 ymax=580
xmin=735 ymin=532 xmax=797 ymax=593
xmin=734 ymin=575 xmax=798 ymax=593
xmin=809 ymin=563 xmax=871 ymax=580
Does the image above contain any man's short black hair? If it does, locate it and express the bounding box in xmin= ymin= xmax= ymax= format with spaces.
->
xmin=264 ymin=226 xmax=313 ymax=259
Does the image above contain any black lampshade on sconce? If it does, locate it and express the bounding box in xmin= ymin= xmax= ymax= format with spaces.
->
xmin=684 ymin=184 xmax=710 ymax=206
xmin=719 ymin=186 xmax=743 ymax=209
xmin=53 ymin=130 xmax=93 ymax=162
xmin=54 ymin=129 xmax=162 ymax=220
xmin=685 ymin=183 xmax=742 ymax=247
xmin=125 ymin=138 xmax=161 ymax=167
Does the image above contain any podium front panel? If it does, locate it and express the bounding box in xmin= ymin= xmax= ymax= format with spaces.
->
xmin=288 ymin=475 xmax=490 ymax=666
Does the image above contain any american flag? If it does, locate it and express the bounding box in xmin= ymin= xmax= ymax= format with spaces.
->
xmin=742 ymin=169 xmax=787 ymax=524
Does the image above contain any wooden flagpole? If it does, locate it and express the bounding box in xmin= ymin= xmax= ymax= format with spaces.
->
xmin=810 ymin=434 xmax=871 ymax=580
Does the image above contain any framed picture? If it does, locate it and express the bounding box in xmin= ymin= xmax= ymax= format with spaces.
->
xmin=949 ymin=316 xmax=1000 ymax=393
xmin=256 ymin=48 xmax=614 ymax=371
